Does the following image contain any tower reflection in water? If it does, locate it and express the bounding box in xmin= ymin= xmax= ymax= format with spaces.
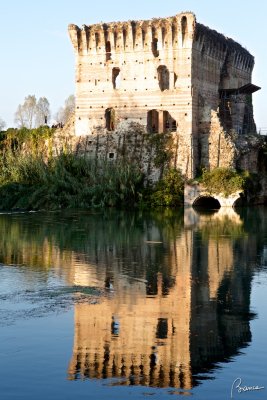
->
xmin=67 ymin=208 xmax=254 ymax=389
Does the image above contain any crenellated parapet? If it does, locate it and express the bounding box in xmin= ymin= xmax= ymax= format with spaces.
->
xmin=68 ymin=12 xmax=196 ymax=56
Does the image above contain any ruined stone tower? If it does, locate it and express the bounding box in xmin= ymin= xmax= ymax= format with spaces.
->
xmin=68 ymin=12 xmax=260 ymax=178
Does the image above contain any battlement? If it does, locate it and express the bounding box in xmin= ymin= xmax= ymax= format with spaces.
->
xmin=68 ymin=12 xmax=254 ymax=72
xmin=68 ymin=12 xmax=196 ymax=56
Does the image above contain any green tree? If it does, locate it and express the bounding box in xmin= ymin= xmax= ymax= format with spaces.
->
xmin=150 ymin=169 xmax=184 ymax=207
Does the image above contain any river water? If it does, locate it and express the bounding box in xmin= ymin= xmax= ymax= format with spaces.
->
xmin=0 ymin=208 xmax=266 ymax=399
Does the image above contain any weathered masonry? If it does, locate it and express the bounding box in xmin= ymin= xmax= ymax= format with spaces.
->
xmin=68 ymin=12 xmax=261 ymax=178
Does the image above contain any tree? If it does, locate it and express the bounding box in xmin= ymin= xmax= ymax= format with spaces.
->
xmin=14 ymin=104 xmax=27 ymax=128
xmin=14 ymin=95 xmax=51 ymax=128
xmin=14 ymin=95 xmax=37 ymax=129
xmin=55 ymin=94 xmax=75 ymax=125
xmin=36 ymin=97 xmax=51 ymax=126
xmin=0 ymin=117 xmax=6 ymax=131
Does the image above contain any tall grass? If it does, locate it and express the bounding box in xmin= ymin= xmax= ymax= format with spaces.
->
xmin=0 ymin=149 xmax=144 ymax=210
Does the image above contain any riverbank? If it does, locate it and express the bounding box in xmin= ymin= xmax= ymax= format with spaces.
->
xmin=0 ymin=126 xmax=264 ymax=210
xmin=0 ymin=147 xmax=186 ymax=210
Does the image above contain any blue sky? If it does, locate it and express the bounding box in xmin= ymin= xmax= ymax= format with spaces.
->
xmin=0 ymin=0 xmax=266 ymax=129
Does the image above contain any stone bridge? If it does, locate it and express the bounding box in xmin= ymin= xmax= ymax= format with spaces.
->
xmin=184 ymin=183 xmax=242 ymax=208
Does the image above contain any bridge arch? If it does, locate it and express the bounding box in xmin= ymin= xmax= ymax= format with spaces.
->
xmin=193 ymin=196 xmax=221 ymax=210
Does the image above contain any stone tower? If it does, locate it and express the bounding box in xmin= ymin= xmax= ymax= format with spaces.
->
xmin=68 ymin=12 xmax=260 ymax=178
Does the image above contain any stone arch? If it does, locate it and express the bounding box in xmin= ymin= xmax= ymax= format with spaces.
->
xmin=157 ymin=65 xmax=169 ymax=91
xmin=193 ymin=196 xmax=221 ymax=209
xmin=105 ymin=108 xmax=116 ymax=131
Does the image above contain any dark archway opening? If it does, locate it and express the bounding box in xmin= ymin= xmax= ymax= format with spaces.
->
xmin=181 ymin=16 xmax=188 ymax=46
xmin=157 ymin=65 xmax=170 ymax=91
xmin=193 ymin=196 xmax=221 ymax=210
xmin=156 ymin=318 xmax=168 ymax=339
xmin=147 ymin=109 xmax=159 ymax=133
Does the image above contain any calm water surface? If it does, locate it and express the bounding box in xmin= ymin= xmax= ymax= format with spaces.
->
xmin=0 ymin=207 xmax=266 ymax=399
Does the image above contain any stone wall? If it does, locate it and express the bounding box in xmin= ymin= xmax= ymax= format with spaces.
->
xmin=192 ymin=22 xmax=259 ymax=172
xmin=51 ymin=119 xmax=176 ymax=182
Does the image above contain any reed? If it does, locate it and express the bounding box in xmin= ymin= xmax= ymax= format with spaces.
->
xmin=0 ymin=149 xmax=144 ymax=210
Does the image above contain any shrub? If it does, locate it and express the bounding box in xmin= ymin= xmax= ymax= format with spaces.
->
xmin=149 ymin=168 xmax=184 ymax=207
xmin=200 ymin=168 xmax=246 ymax=196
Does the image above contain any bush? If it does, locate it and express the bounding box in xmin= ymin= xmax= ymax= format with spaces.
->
xmin=200 ymin=168 xmax=246 ymax=196
xmin=149 ymin=168 xmax=184 ymax=207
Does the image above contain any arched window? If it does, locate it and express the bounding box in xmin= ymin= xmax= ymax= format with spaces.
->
xmin=112 ymin=68 xmax=121 ymax=89
xmin=157 ymin=65 xmax=170 ymax=91
xmin=181 ymin=16 xmax=188 ymax=46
